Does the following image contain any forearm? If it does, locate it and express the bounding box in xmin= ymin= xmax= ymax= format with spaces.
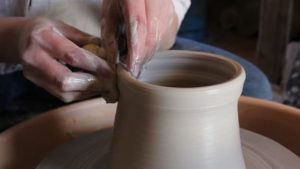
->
xmin=0 ymin=17 xmax=28 ymax=63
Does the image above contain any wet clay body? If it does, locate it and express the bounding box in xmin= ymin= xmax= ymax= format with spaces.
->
xmin=110 ymin=50 xmax=246 ymax=169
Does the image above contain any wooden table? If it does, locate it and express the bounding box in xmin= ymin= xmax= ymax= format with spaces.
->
xmin=0 ymin=96 xmax=299 ymax=169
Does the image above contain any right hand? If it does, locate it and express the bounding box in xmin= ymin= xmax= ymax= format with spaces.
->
xmin=101 ymin=0 xmax=178 ymax=77
xmin=18 ymin=17 xmax=118 ymax=103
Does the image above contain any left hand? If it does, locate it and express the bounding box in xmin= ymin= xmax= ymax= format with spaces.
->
xmin=102 ymin=0 xmax=178 ymax=77
xmin=18 ymin=18 xmax=118 ymax=103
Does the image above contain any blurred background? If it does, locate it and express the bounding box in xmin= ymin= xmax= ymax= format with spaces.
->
xmin=179 ymin=0 xmax=300 ymax=108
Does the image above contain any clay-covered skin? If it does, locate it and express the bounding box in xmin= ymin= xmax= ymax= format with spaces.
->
xmin=17 ymin=17 xmax=118 ymax=103
xmin=101 ymin=0 xmax=179 ymax=77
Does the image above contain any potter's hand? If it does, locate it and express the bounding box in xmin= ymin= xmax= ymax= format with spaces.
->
xmin=18 ymin=17 xmax=117 ymax=103
xmin=123 ymin=0 xmax=178 ymax=77
xmin=102 ymin=0 xmax=179 ymax=77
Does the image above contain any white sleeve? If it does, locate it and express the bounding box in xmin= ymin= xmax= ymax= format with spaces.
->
xmin=171 ymin=0 xmax=191 ymax=26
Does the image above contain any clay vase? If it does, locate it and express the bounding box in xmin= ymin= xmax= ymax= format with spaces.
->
xmin=110 ymin=50 xmax=246 ymax=169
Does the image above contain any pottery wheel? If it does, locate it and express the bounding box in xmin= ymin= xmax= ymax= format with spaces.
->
xmin=36 ymin=128 xmax=300 ymax=169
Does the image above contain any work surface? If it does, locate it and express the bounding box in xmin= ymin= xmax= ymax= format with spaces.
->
xmin=0 ymin=96 xmax=299 ymax=169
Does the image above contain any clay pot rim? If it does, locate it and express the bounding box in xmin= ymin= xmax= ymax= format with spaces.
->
xmin=118 ymin=50 xmax=246 ymax=93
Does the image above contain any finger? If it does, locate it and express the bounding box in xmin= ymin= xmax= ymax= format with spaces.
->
xmin=46 ymin=84 xmax=101 ymax=103
xmin=101 ymin=0 xmax=124 ymax=67
xmin=55 ymin=21 xmax=102 ymax=46
xmin=22 ymin=46 xmax=104 ymax=93
xmin=144 ymin=0 xmax=163 ymax=56
xmin=24 ymin=64 xmax=107 ymax=103
xmin=55 ymin=91 xmax=99 ymax=103
xmin=25 ymin=70 xmax=100 ymax=103
xmin=124 ymin=0 xmax=148 ymax=76
xmin=61 ymin=90 xmax=101 ymax=103
xmin=34 ymin=27 xmax=113 ymax=76
xmin=55 ymin=72 xmax=104 ymax=92
xmin=22 ymin=45 xmax=70 ymax=87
